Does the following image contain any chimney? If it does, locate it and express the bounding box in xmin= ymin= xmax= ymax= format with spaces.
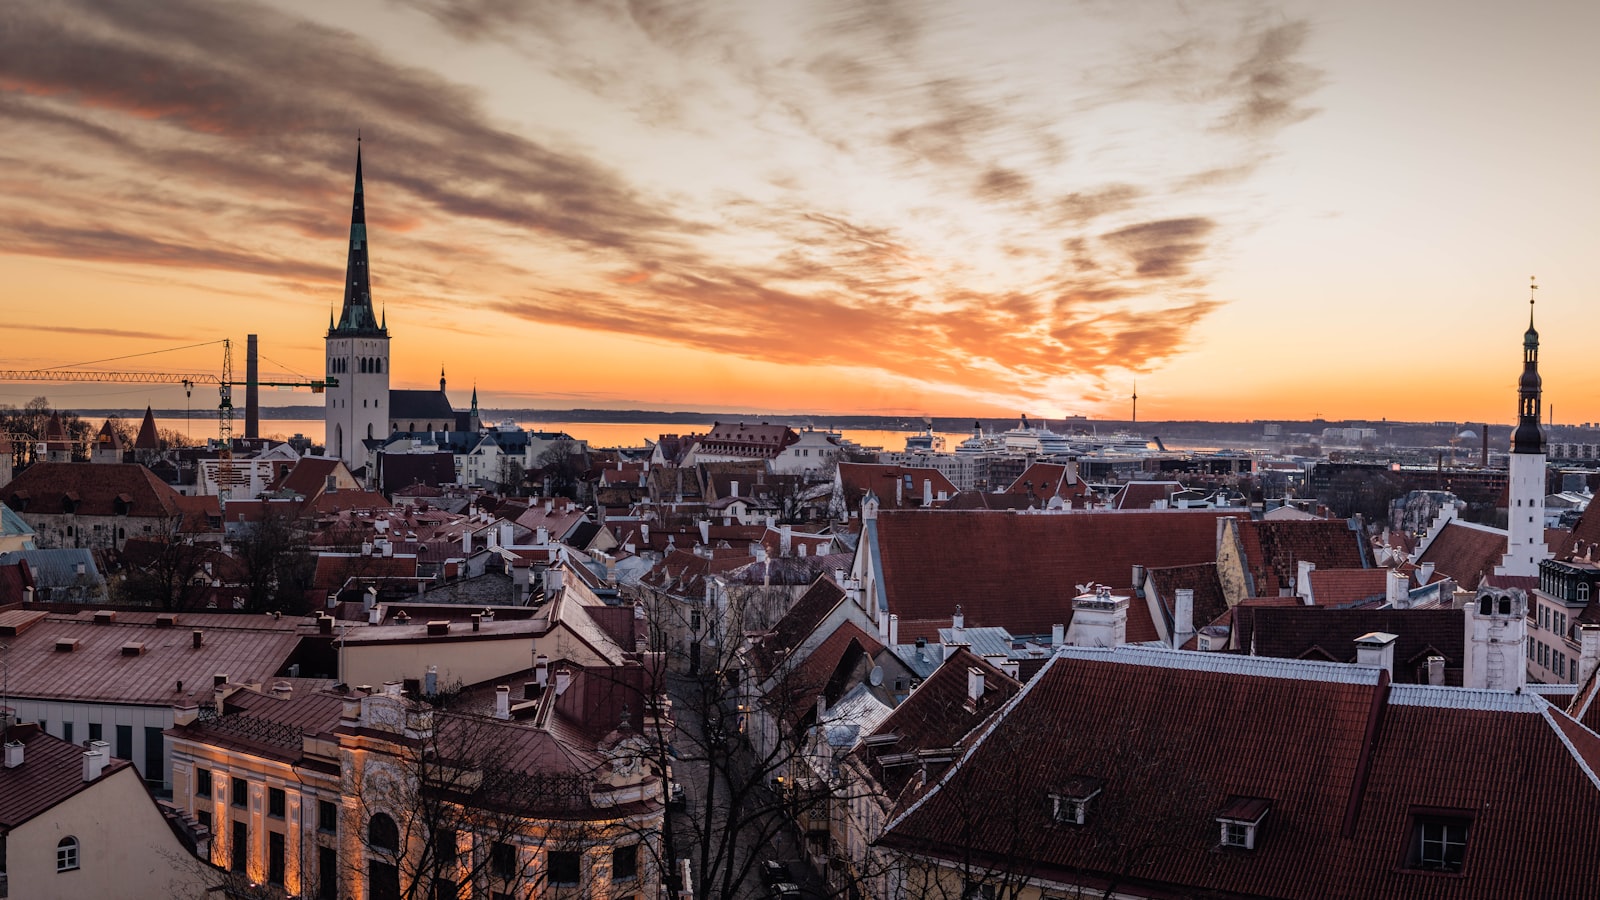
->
xmin=192 ymin=629 xmax=204 ymax=649
xmin=1173 ymin=588 xmax=1195 ymax=649
xmin=780 ymin=525 xmax=792 ymax=557
xmin=318 ymin=615 xmax=334 ymax=635
xmin=1051 ymin=623 xmax=1065 ymax=648
xmin=361 ymin=541 xmax=373 ymax=557
xmin=82 ymin=745 xmax=107 ymax=781
xmin=382 ymin=540 xmax=394 ymax=558
xmin=922 ymin=477 xmax=933 ymax=507
xmin=471 ymin=613 xmax=482 ymax=632
xmin=967 ymin=666 xmax=985 ymax=703
xmin=641 ymin=523 xmax=650 ymax=543
xmin=816 ymin=693 xmax=827 ymax=722
xmin=340 ymin=697 xmax=362 ymax=727
xmin=1354 ymin=632 xmax=1398 ymax=678
xmin=1387 ymin=569 xmax=1410 ymax=608
xmin=536 ymin=655 xmax=550 ymax=687
xmin=1426 ymin=655 xmax=1446 ymax=686
xmin=1070 ymin=587 xmax=1129 ymax=648
xmin=424 ymin=665 xmax=438 ymax=696
xmin=213 ymin=673 xmax=229 ymax=688
xmin=363 ymin=587 xmax=377 ymax=615
xmin=950 ymin=606 xmax=966 ymax=645
xmin=1580 ymin=625 xmax=1600 ymax=683
xmin=1131 ymin=565 xmax=1146 ymax=593
xmin=368 ymin=605 xmax=382 ymax=625
xmin=500 ymin=523 xmax=514 ymax=548
xmin=494 ymin=685 xmax=511 ymax=720
xmin=697 ymin=520 xmax=710 ymax=545
xmin=554 ymin=669 xmax=572 ymax=696
xmin=1419 ymin=561 xmax=1436 ymax=584
xmin=544 ymin=567 xmax=565 ymax=596
xmin=487 ymin=527 xmax=498 ymax=550
xmin=1295 ymin=560 xmax=1315 ymax=602
xmin=3 ymin=740 xmax=22 ymax=769
xmin=462 ymin=529 xmax=472 ymax=554
xmin=889 ymin=613 xmax=900 ymax=647
xmin=536 ymin=526 xmax=549 ymax=545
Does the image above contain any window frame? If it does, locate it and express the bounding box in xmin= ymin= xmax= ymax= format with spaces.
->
xmin=547 ymin=849 xmax=581 ymax=886
xmin=268 ymin=787 xmax=286 ymax=819
xmin=196 ymin=767 xmax=213 ymax=798
xmin=56 ymin=836 xmax=80 ymax=873
xmin=612 ymin=844 xmax=638 ymax=881
xmin=1404 ymin=810 xmax=1472 ymax=874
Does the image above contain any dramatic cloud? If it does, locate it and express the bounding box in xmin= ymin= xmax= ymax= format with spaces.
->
xmin=0 ymin=0 xmax=1324 ymax=411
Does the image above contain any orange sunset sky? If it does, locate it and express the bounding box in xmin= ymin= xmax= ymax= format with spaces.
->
xmin=2 ymin=0 xmax=1597 ymax=424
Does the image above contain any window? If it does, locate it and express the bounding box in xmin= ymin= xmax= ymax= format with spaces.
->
xmin=1581 ymin=582 xmax=1591 ymax=602
xmin=56 ymin=836 xmax=79 ymax=872
xmin=368 ymin=813 xmax=399 ymax=853
xmin=1215 ymin=796 xmax=1271 ymax=850
xmin=268 ymin=787 xmax=286 ymax=818
xmin=231 ymin=821 xmax=248 ymax=873
xmin=547 ymin=850 xmax=580 ymax=886
xmin=369 ymin=859 xmax=400 ymax=900
xmin=144 ymin=726 xmax=164 ymax=785
xmin=88 ymin=722 xmax=101 ymax=743
xmin=232 ymin=776 xmax=249 ymax=809
xmin=1221 ymin=822 xmax=1251 ymax=847
xmin=62 ymin=721 xmax=72 ymax=745
xmin=1048 ymin=777 xmax=1103 ymax=826
xmin=613 ymin=844 xmax=638 ymax=881
xmin=434 ymin=828 xmax=457 ymax=865
xmin=196 ymin=767 xmax=212 ymax=797
xmin=318 ymin=799 xmax=338 ymax=833
xmin=115 ymin=725 xmax=132 ymax=761
xmin=490 ymin=842 xmax=517 ymax=880
xmin=432 ymin=879 xmax=459 ymax=900
xmin=197 ymin=808 xmax=212 ymax=833
xmin=268 ymin=832 xmax=286 ymax=886
xmin=318 ymin=846 xmax=338 ymax=900
xmin=1408 ymin=814 xmax=1470 ymax=872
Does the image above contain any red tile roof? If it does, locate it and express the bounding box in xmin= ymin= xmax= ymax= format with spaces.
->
xmin=0 ymin=724 xmax=136 ymax=829
xmin=872 ymin=510 xmax=1233 ymax=639
xmin=881 ymin=647 xmax=1600 ymax=898
xmin=1236 ymin=518 xmax=1369 ymax=594
xmin=4 ymin=462 xmax=183 ymax=519
xmin=771 ymin=619 xmax=885 ymax=727
xmin=1417 ymin=520 xmax=1507 ymax=589
xmin=1109 ymin=480 xmax=1184 ymax=510
xmin=837 ymin=463 xmax=957 ymax=510
xmin=1003 ymin=464 xmax=1087 ymax=501
xmin=1306 ymin=567 xmax=1390 ymax=607
xmin=1229 ymin=606 xmax=1466 ymax=683
xmin=1144 ymin=563 xmax=1229 ymax=636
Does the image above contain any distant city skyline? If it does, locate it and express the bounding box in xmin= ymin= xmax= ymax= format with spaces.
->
xmin=2 ymin=0 xmax=1596 ymax=423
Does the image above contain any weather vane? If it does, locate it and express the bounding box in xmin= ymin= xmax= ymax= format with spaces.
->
xmin=1530 ymin=275 xmax=1537 ymax=308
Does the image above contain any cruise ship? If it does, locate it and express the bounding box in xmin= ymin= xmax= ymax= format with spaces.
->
xmin=999 ymin=415 xmax=1075 ymax=456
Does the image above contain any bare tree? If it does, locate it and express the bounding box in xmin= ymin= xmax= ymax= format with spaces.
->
xmin=114 ymin=516 xmax=213 ymax=610
xmin=231 ymin=506 xmax=314 ymax=613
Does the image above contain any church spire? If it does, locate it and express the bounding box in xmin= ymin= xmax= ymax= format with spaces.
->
xmin=1512 ymin=277 xmax=1544 ymax=455
xmin=329 ymin=139 xmax=387 ymax=337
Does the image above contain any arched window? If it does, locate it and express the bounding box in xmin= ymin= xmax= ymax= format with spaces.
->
xmin=369 ymin=813 xmax=399 ymax=852
xmin=1498 ymin=597 xmax=1512 ymax=616
xmin=57 ymin=836 xmax=80 ymax=872
xmin=1479 ymin=597 xmax=1492 ymax=616
xmin=1580 ymin=583 xmax=1591 ymax=602
xmin=375 ymin=359 xmax=382 ymax=373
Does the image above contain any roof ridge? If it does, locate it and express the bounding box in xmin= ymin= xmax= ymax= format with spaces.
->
xmin=1388 ymin=684 xmax=1549 ymax=711
xmin=1054 ymin=645 xmax=1384 ymax=685
xmin=1540 ymin=705 xmax=1600 ymax=793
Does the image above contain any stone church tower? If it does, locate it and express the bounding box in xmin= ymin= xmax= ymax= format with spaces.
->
xmin=324 ymin=143 xmax=390 ymax=471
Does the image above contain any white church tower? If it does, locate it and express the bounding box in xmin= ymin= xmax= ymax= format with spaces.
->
xmin=1495 ymin=280 xmax=1549 ymax=578
xmin=324 ymin=141 xmax=390 ymax=472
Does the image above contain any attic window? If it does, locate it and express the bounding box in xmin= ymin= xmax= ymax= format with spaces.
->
xmin=1048 ymin=776 xmax=1104 ymax=826
xmin=1405 ymin=811 xmax=1470 ymax=873
xmin=1216 ymin=796 xmax=1271 ymax=850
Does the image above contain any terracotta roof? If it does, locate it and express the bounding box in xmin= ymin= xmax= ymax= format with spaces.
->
xmin=1306 ymin=567 xmax=1391 ymax=607
xmin=1237 ymin=518 xmax=1368 ymax=594
xmin=881 ymin=646 xmax=1600 ymax=898
xmin=873 ymin=510 xmax=1233 ymax=639
xmin=4 ymin=462 xmax=183 ymax=519
xmin=1230 ymin=606 xmax=1466 ymax=683
xmin=749 ymin=577 xmax=848 ymax=675
xmin=1417 ymin=520 xmax=1507 ymax=589
xmin=312 ymin=552 xmax=419 ymax=591
xmin=1004 ymin=464 xmax=1087 ymax=501
xmin=855 ymin=647 xmax=1021 ymax=808
xmin=1110 ymin=480 xmax=1184 ymax=510
xmin=771 ymin=619 xmax=884 ymax=727
xmin=0 ymin=724 xmax=136 ymax=829
xmin=837 ymin=464 xmax=957 ymax=510
xmin=1144 ymin=563 xmax=1228 ymax=636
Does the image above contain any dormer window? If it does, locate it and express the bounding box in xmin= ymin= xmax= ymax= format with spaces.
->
xmin=1216 ymin=796 xmax=1271 ymax=850
xmin=1048 ymin=776 xmax=1104 ymax=826
xmin=1406 ymin=810 xmax=1470 ymax=873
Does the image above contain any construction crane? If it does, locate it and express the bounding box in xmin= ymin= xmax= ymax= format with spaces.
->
xmin=0 ymin=338 xmax=336 ymax=493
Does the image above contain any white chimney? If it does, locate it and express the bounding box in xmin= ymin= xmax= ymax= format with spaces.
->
xmin=381 ymin=540 xmax=394 ymax=558
xmin=889 ymin=613 xmax=900 ymax=647
xmin=368 ymin=605 xmax=382 ymax=625
xmin=816 ymin=693 xmax=827 ymax=721
xmin=1426 ymin=655 xmax=1446 ymax=686
xmin=544 ymin=567 xmax=564 ymax=596
xmin=1419 ymin=561 xmax=1436 ymax=583
xmin=1051 ymin=623 xmax=1065 ymax=648
xmin=950 ymin=606 xmax=966 ymax=645
xmin=361 ymin=541 xmax=373 ymax=557
xmin=780 ymin=525 xmax=792 ymax=557
xmin=1173 ymin=588 xmax=1195 ymax=649
xmin=83 ymin=743 xmax=109 ymax=781
xmin=730 ymin=480 xmax=739 ymax=498
xmin=1295 ymin=560 xmax=1315 ymax=602
xmin=363 ymin=587 xmax=377 ymax=615
xmin=1070 ymin=588 xmax=1129 ymax=648
xmin=536 ymin=655 xmax=550 ymax=688
xmin=1387 ymin=569 xmax=1409 ymax=608
xmin=967 ymin=666 xmax=985 ymax=703
xmin=697 ymin=520 xmax=710 ymax=545
xmin=494 ymin=685 xmax=511 ymax=720
xmin=500 ymin=523 xmax=514 ymax=548
xmin=640 ymin=523 xmax=650 ymax=542
xmin=462 ymin=529 xmax=472 ymax=554
xmin=554 ymin=669 xmax=572 ymax=696
xmin=1580 ymin=625 xmax=1600 ymax=683
xmin=922 ymin=478 xmax=933 ymax=507
xmin=487 ymin=527 xmax=499 ymax=550
xmin=3 ymin=741 xmax=22 ymax=769
xmin=1354 ymin=632 xmax=1398 ymax=678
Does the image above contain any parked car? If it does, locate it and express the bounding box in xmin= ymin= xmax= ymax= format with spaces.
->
xmin=760 ymin=860 xmax=789 ymax=886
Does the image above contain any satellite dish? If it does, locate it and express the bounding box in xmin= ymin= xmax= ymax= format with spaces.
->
xmin=868 ymin=665 xmax=884 ymax=687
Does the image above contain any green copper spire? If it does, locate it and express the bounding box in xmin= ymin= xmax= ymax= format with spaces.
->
xmin=329 ymin=140 xmax=387 ymax=337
